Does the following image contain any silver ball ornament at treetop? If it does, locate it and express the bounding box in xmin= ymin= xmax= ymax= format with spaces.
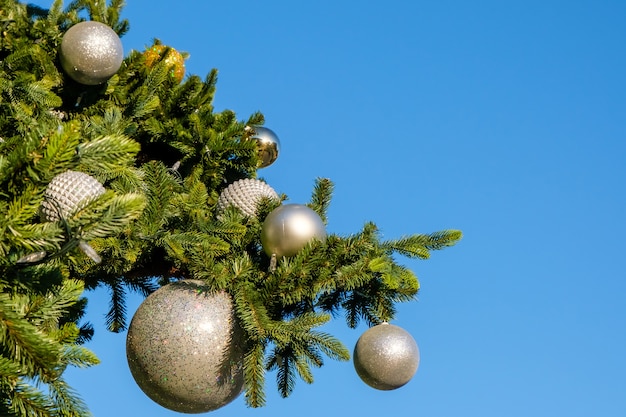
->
xmin=40 ymin=170 xmax=105 ymax=222
xmin=59 ymin=21 xmax=124 ymax=85
xmin=217 ymin=178 xmax=280 ymax=218
xmin=126 ymin=280 xmax=244 ymax=413
xmin=247 ymin=126 xmax=280 ymax=168
xmin=353 ymin=322 xmax=420 ymax=391
xmin=261 ymin=204 xmax=326 ymax=258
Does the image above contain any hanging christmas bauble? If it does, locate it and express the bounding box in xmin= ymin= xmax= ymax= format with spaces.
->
xmin=247 ymin=126 xmax=280 ymax=168
xmin=261 ymin=204 xmax=326 ymax=258
xmin=143 ymin=44 xmax=186 ymax=83
xmin=126 ymin=280 xmax=244 ymax=413
xmin=353 ymin=322 xmax=420 ymax=391
xmin=40 ymin=170 xmax=105 ymax=222
xmin=59 ymin=21 xmax=124 ymax=85
xmin=217 ymin=178 xmax=280 ymax=218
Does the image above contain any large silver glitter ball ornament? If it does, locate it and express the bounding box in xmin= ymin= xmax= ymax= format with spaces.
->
xmin=59 ymin=21 xmax=124 ymax=85
xmin=353 ymin=322 xmax=420 ymax=391
xmin=261 ymin=204 xmax=326 ymax=258
xmin=247 ymin=126 xmax=280 ymax=168
xmin=126 ymin=280 xmax=245 ymax=413
xmin=217 ymin=178 xmax=280 ymax=218
xmin=40 ymin=170 xmax=105 ymax=222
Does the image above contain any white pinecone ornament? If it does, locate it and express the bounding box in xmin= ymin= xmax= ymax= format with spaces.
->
xmin=40 ymin=171 xmax=105 ymax=222
xmin=217 ymin=178 xmax=279 ymax=218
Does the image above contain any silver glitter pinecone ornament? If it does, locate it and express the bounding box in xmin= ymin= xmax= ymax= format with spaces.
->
xmin=40 ymin=170 xmax=105 ymax=222
xmin=261 ymin=204 xmax=326 ymax=258
xmin=59 ymin=21 xmax=124 ymax=85
xmin=353 ymin=322 xmax=420 ymax=390
xmin=247 ymin=126 xmax=280 ymax=168
xmin=217 ymin=178 xmax=279 ymax=218
xmin=126 ymin=280 xmax=245 ymax=414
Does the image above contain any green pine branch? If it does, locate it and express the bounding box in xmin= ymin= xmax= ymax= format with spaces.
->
xmin=382 ymin=229 xmax=463 ymax=259
xmin=0 ymin=277 xmax=97 ymax=416
xmin=103 ymin=277 xmax=126 ymax=332
xmin=308 ymin=177 xmax=334 ymax=224
xmin=243 ymin=341 xmax=267 ymax=408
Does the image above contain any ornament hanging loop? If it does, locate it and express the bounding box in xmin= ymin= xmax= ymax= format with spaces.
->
xmin=269 ymin=253 xmax=277 ymax=272
xmin=78 ymin=240 xmax=102 ymax=263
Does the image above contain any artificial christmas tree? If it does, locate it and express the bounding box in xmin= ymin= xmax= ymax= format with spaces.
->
xmin=0 ymin=1 xmax=461 ymax=415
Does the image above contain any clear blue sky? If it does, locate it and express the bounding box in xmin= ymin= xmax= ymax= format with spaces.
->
xmin=32 ymin=0 xmax=626 ymax=416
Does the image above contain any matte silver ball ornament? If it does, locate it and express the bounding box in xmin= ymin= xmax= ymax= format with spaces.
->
xmin=40 ymin=170 xmax=105 ymax=222
xmin=261 ymin=204 xmax=326 ymax=257
xmin=353 ymin=322 xmax=420 ymax=390
xmin=126 ymin=280 xmax=244 ymax=413
xmin=59 ymin=21 xmax=124 ymax=85
xmin=247 ymin=126 xmax=280 ymax=168
xmin=217 ymin=178 xmax=280 ymax=218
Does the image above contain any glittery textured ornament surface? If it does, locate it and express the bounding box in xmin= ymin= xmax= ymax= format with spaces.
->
xmin=353 ymin=323 xmax=420 ymax=390
xmin=126 ymin=280 xmax=244 ymax=413
xmin=261 ymin=204 xmax=326 ymax=257
xmin=247 ymin=126 xmax=280 ymax=168
xmin=59 ymin=21 xmax=123 ymax=85
xmin=217 ymin=178 xmax=279 ymax=218
xmin=144 ymin=44 xmax=186 ymax=83
xmin=40 ymin=171 xmax=105 ymax=222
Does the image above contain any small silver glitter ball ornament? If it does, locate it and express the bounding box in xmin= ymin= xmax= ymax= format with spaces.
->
xmin=217 ymin=178 xmax=279 ymax=218
xmin=261 ymin=204 xmax=326 ymax=257
xmin=126 ymin=280 xmax=244 ymax=413
xmin=247 ymin=126 xmax=280 ymax=168
xmin=40 ymin=171 xmax=105 ymax=222
xmin=59 ymin=21 xmax=124 ymax=85
xmin=353 ymin=322 xmax=420 ymax=391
